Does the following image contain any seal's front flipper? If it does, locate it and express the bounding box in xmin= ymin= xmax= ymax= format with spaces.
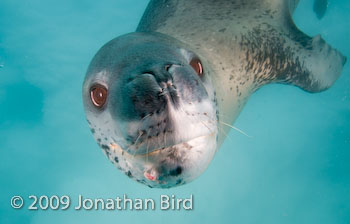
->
xmin=254 ymin=8 xmax=347 ymax=93
xmin=286 ymin=32 xmax=346 ymax=93
xmin=313 ymin=0 xmax=328 ymax=20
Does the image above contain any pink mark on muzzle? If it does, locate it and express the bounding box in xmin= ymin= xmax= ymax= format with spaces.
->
xmin=144 ymin=171 xmax=157 ymax=181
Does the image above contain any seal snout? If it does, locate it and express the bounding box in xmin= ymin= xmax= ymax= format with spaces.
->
xmin=115 ymin=58 xmax=215 ymax=155
xmin=125 ymin=65 xmax=181 ymax=120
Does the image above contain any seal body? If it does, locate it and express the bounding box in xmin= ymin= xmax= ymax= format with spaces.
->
xmin=83 ymin=0 xmax=346 ymax=188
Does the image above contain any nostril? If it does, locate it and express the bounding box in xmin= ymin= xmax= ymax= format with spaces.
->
xmin=165 ymin=64 xmax=171 ymax=71
xmin=140 ymin=112 xmax=146 ymax=119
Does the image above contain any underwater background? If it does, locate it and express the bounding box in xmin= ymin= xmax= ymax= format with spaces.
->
xmin=0 ymin=0 xmax=349 ymax=223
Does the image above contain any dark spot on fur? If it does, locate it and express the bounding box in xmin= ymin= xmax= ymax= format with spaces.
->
xmin=176 ymin=178 xmax=183 ymax=185
xmin=170 ymin=166 xmax=182 ymax=176
xmin=101 ymin=144 xmax=109 ymax=151
xmin=126 ymin=170 xmax=133 ymax=178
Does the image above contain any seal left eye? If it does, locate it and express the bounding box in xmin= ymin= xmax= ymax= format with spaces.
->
xmin=90 ymin=84 xmax=108 ymax=108
xmin=189 ymin=57 xmax=203 ymax=77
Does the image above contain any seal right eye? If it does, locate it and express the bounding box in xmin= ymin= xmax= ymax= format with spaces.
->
xmin=90 ymin=84 xmax=108 ymax=108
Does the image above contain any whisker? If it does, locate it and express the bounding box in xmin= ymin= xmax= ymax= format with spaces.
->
xmin=163 ymin=130 xmax=167 ymax=148
xmin=204 ymin=114 xmax=236 ymax=149
xmin=220 ymin=121 xmax=252 ymax=138
xmin=132 ymin=130 xmax=144 ymax=158
xmin=146 ymin=136 xmax=150 ymax=163
xmin=128 ymin=112 xmax=152 ymax=158
xmin=141 ymin=113 xmax=152 ymax=122
xmin=178 ymin=101 xmax=213 ymax=133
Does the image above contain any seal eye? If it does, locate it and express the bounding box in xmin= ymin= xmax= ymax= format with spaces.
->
xmin=190 ymin=58 xmax=203 ymax=77
xmin=90 ymin=84 xmax=108 ymax=108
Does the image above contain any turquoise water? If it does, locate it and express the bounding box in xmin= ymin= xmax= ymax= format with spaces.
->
xmin=1 ymin=0 xmax=349 ymax=223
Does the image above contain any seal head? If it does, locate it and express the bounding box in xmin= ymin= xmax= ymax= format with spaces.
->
xmin=83 ymin=32 xmax=218 ymax=188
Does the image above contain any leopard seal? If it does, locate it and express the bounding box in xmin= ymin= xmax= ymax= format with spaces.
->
xmin=82 ymin=0 xmax=346 ymax=188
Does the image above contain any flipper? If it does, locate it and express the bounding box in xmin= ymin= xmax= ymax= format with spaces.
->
xmin=313 ymin=0 xmax=328 ymax=20
xmin=249 ymin=0 xmax=346 ymax=93
xmin=283 ymin=0 xmax=346 ymax=92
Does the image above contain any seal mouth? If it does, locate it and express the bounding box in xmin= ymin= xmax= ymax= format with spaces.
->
xmin=141 ymin=132 xmax=215 ymax=156
xmin=116 ymin=132 xmax=215 ymax=157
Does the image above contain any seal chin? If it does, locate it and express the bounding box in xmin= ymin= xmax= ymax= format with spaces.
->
xmin=106 ymin=129 xmax=217 ymax=188
xmin=139 ymin=132 xmax=218 ymax=188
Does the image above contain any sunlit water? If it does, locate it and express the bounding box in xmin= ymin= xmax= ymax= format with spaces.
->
xmin=1 ymin=1 xmax=349 ymax=223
